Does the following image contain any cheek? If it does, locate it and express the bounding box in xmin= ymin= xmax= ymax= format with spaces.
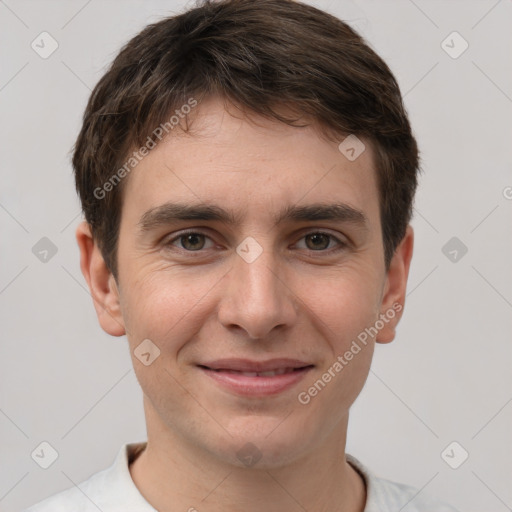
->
xmin=119 ymin=267 xmax=221 ymax=349
xmin=295 ymin=272 xmax=378 ymax=427
xmin=292 ymin=266 xmax=381 ymax=401
xmin=297 ymin=265 xmax=383 ymax=341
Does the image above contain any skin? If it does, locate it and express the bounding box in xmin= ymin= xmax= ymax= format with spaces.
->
xmin=77 ymin=96 xmax=413 ymax=512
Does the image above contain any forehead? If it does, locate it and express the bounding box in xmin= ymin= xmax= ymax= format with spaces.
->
xmin=121 ymin=97 xmax=381 ymax=228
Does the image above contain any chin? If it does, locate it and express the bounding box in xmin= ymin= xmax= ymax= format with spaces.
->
xmin=216 ymin=416 xmax=315 ymax=469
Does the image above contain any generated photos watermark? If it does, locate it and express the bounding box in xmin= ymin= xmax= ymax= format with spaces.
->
xmin=93 ymin=97 xmax=198 ymax=200
xmin=297 ymin=302 xmax=403 ymax=405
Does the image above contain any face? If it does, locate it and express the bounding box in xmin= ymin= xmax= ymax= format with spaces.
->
xmin=79 ymin=96 xmax=412 ymax=469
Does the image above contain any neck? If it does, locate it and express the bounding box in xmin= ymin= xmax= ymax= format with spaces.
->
xmin=129 ymin=398 xmax=366 ymax=512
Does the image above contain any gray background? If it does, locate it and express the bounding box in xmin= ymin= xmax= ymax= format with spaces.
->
xmin=1 ymin=0 xmax=511 ymax=510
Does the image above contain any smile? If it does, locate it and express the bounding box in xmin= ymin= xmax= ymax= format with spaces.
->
xmin=209 ymin=367 xmax=303 ymax=377
xmin=197 ymin=359 xmax=314 ymax=396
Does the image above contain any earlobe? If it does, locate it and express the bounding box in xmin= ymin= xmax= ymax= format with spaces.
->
xmin=376 ymin=225 xmax=414 ymax=344
xmin=75 ymin=221 xmax=126 ymax=337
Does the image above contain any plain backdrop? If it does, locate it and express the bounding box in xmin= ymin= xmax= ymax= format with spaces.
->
xmin=1 ymin=1 xmax=511 ymax=511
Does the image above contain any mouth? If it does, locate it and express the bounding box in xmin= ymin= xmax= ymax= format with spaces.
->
xmin=197 ymin=359 xmax=314 ymax=396
xmin=198 ymin=367 xmax=311 ymax=377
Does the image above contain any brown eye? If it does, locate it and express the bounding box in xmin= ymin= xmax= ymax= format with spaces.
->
xmin=179 ymin=233 xmax=206 ymax=251
xmin=294 ymin=231 xmax=346 ymax=253
xmin=304 ymin=233 xmax=332 ymax=250
xmin=167 ymin=231 xmax=215 ymax=252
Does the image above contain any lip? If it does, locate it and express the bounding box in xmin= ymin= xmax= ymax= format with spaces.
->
xmin=197 ymin=358 xmax=314 ymax=397
xmin=199 ymin=358 xmax=311 ymax=372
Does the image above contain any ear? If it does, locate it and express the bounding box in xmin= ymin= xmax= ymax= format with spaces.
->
xmin=75 ymin=221 xmax=126 ymax=337
xmin=376 ymin=225 xmax=414 ymax=344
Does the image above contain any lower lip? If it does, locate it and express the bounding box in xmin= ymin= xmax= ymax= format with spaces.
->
xmin=199 ymin=367 xmax=313 ymax=396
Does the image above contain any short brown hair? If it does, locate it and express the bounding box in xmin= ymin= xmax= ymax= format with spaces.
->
xmin=73 ymin=0 xmax=419 ymax=279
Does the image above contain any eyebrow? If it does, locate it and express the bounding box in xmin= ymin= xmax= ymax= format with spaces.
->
xmin=138 ymin=201 xmax=368 ymax=232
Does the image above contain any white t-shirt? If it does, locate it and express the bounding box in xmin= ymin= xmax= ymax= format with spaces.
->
xmin=25 ymin=442 xmax=458 ymax=512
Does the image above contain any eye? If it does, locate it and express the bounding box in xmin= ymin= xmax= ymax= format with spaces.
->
xmin=295 ymin=232 xmax=346 ymax=252
xmin=165 ymin=230 xmax=347 ymax=254
xmin=168 ymin=231 xmax=215 ymax=251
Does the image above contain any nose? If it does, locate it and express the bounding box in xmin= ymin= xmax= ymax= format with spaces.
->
xmin=217 ymin=242 xmax=298 ymax=340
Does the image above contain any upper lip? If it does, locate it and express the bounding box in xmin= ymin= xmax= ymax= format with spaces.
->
xmin=198 ymin=358 xmax=313 ymax=372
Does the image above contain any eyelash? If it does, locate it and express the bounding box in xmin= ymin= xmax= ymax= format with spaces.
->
xmin=165 ymin=229 xmax=348 ymax=255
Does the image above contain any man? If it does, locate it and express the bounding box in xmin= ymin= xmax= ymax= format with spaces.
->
xmin=26 ymin=0 xmax=458 ymax=510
